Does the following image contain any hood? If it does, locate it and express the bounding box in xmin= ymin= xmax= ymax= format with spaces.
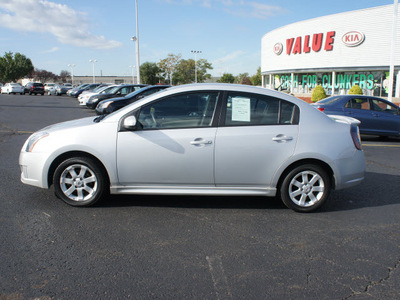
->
xmin=40 ymin=117 xmax=96 ymax=133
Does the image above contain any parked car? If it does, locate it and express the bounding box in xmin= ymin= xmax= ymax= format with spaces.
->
xmin=86 ymin=84 xmax=148 ymax=109
xmin=78 ymin=85 xmax=117 ymax=106
xmin=19 ymin=84 xmax=365 ymax=212
xmin=53 ymin=84 xmax=73 ymax=96
xmin=24 ymin=82 xmax=45 ymax=95
xmin=312 ymin=95 xmax=400 ymax=137
xmin=44 ymin=83 xmax=56 ymax=92
xmin=67 ymin=84 xmax=90 ymax=97
xmin=96 ymin=85 xmax=171 ymax=115
xmin=70 ymin=83 xmax=101 ymax=98
xmin=1 ymin=83 xmax=24 ymax=94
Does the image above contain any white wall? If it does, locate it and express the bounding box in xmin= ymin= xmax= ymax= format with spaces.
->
xmin=261 ymin=5 xmax=400 ymax=73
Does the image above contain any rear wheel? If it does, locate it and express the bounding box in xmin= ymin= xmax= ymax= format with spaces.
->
xmin=53 ymin=157 xmax=108 ymax=206
xmin=280 ymin=164 xmax=331 ymax=212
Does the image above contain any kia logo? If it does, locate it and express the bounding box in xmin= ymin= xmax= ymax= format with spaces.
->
xmin=273 ymin=43 xmax=283 ymax=55
xmin=342 ymin=31 xmax=365 ymax=47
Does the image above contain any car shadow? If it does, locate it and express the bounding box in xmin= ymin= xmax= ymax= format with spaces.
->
xmin=97 ymin=171 xmax=399 ymax=212
xmin=100 ymin=193 xmax=286 ymax=210
xmin=361 ymin=135 xmax=400 ymax=143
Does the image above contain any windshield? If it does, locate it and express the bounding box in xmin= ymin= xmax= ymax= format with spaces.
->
xmin=124 ymin=87 xmax=148 ymax=98
xmin=100 ymin=86 xmax=116 ymax=94
xmin=109 ymin=86 xmax=122 ymax=94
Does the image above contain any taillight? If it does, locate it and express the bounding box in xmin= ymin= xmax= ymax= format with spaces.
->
xmin=350 ymin=124 xmax=362 ymax=150
xmin=317 ymin=107 xmax=325 ymax=112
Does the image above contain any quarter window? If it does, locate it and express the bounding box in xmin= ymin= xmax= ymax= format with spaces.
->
xmin=138 ymin=92 xmax=219 ymax=129
xmin=224 ymin=92 xmax=299 ymax=126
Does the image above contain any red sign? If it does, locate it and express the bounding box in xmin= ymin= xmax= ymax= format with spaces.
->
xmin=342 ymin=31 xmax=365 ymax=47
xmin=285 ymin=31 xmax=336 ymax=55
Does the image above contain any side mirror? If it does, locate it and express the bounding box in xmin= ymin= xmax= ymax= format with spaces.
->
xmin=123 ymin=116 xmax=137 ymax=130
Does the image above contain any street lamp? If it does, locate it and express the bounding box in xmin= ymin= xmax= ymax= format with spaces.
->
xmin=132 ymin=0 xmax=141 ymax=84
xmin=132 ymin=36 xmax=140 ymax=84
xmin=129 ymin=65 xmax=136 ymax=83
xmin=191 ymin=50 xmax=202 ymax=83
xmin=67 ymin=64 xmax=76 ymax=85
xmin=89 ymin=59 xmax=97 ymax=83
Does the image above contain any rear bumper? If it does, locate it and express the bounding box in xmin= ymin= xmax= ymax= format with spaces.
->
xmin=333 ymin=149 xmax=365 ymax=190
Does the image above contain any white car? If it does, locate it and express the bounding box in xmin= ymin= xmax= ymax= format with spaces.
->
xmin=1 ymin=83 xmax=24 ymax=94
xmin=19 ymin=84 xmax=365 ymax=212
xmin=78 ymin=85 xmax=117 ymax=106
xmin=44 ymin=83 xmax=56 ymax=92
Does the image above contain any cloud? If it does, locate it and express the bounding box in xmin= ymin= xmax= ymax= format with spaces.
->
xmin=0 ymin=0 xmax=122 ymax=49
xmin=42 ymin=46 xmax=59 ymax=53
xmin=161 ymin=0 xmax=285 ymax=19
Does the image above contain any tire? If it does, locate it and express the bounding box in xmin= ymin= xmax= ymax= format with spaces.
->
xmin=280 ymin=164 xmax=331 ymax=212
xmin=53 ymin=157 xmax=108 ymax=207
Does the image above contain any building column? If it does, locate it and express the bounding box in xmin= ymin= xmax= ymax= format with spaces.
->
xmin=332 ymin=71 xmax=336 ymax=95
xmin=269 ymin=74 xmax=273 ymax=89
xmin=396 ymin=70 xmax=400 ymax=98
xmin=262 ymin=74 xmax=265 ymax=88
xmin=291 ymin=73 xmax=294 ymax=94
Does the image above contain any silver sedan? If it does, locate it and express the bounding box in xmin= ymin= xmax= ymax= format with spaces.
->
xmin=19 ymin=84 xmax=365 ymax=212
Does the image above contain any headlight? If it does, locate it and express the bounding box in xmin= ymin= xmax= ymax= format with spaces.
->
xmin=99 ymin=102 xmax=111 ymax=109
xmin=26 ymin=132 xmax=49 ymax=152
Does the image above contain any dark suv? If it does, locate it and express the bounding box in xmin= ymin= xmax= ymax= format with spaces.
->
xmin=24 ymin=82 xmax=45 ymax=95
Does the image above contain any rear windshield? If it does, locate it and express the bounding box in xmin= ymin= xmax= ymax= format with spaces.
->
xmin=316 ymin=96 xmax=341 ymax=105
xmin=33 ymin=83 xmax=44 ymax=87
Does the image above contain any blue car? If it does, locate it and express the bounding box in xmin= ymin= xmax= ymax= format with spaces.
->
xmin=312 ymin=95 xmax=400 ymax=137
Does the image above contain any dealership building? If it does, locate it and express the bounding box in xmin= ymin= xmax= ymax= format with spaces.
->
xmin=261 ymin=4 xmax=400 ymax=99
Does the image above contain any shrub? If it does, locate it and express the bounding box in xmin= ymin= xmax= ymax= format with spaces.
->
xmin=348 ymin=85 xmax=363 ymax=95
xmin=311 ymin=85 xmax=327 ymax=102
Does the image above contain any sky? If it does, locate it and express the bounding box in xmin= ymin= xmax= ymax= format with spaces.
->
xmin=0 ymin=0 xmax=396 ymax=78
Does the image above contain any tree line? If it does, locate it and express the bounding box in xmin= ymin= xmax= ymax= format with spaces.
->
xmin=140 ymin=53 xmax=261 ymax=86
xmin=0 ymin=52 xmax=70 ymax=84
xmin=0 ymin=51 xmax=261 ymax=86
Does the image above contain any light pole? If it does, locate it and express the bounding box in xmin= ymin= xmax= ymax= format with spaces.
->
xmin=129 ymin=65 xmax=136 ymax=83
xmin=67 ymin=64 xmax=76 ymax=85
xmin=89 ymin=59 xmax=97 ymax=83
xmin=191 ymin=50 xmax=202 ymax=83
xmin=132 ymin=0 xmax=141 ymax=84
xmin=132 ymin=36 xmax=140 ymax=84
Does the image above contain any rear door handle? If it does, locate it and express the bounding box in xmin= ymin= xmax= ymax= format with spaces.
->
xmin=272 ymin=135 xmax=293 ymax=142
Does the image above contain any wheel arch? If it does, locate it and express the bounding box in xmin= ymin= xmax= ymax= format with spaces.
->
xmin=47 ymin=151 xmax=110 ymax=187
xmin=277 ymin=158 xmax=335 ymax=192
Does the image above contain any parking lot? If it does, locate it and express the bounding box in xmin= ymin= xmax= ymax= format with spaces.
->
xmin=1 ymin=93 xmax=399 ymax=299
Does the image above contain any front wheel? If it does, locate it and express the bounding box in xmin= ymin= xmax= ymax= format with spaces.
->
xmin=280 ymin=164 xmax=331 ymax=212
xmin=53 ymin=157 xmax=108 ymax=206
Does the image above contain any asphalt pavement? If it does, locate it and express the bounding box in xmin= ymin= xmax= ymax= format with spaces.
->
xmin=0 ymin=94 xmax=399 ymax=299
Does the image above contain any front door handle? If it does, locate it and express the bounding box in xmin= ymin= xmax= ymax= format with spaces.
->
xmin=272 ymin=134 xmax=293 ymax=143
xmin=190 ymin=138 xmax=213 ymax=146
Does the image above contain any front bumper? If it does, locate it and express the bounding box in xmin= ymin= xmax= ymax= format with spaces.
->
xmin=19 ymin=150 xmax=50 ymax=189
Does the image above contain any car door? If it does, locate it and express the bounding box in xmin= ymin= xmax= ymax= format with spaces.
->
xmin=116 ymin=91 xmax=220 ymax=186
xmin=343 ymin=97 xmax=375 ymax=133
xmin=214 ymin=92 xmax=299 ymax=187
xmin=369 ymin=98 xmax=400 ymax=135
